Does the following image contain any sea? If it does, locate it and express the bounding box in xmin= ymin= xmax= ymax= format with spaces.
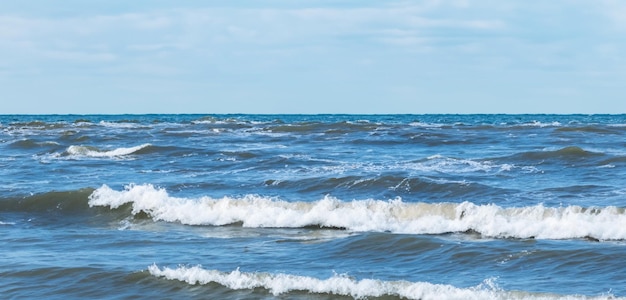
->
xmin=1 ymin=114 xmax=625 ymax=299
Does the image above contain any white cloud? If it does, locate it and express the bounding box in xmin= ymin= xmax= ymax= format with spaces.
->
xmin=1 ymin=1 xmax=625 ymax=113
xmin=0 ymin=2 xmax=506 ymax=61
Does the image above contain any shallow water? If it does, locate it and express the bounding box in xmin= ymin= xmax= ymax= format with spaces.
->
xmin=1 ymin=114 xmax=625 ymax=299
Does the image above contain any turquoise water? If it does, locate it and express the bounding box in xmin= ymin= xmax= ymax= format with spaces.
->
xmin=1 ymin=114 xmax=625 ymax=299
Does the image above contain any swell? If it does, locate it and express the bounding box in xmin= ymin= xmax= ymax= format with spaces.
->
xmin=266 ymin=121 xmax=381 ymax=135
xmin=88 ymin=184 xmax=626 ymax=241
xmin=0 ymin=189 xmax=95 ymax=213
xmin=265 ymin=175 xmax=502 ymax=199
xmin=0 ymin=188 xmax=136 ymax=224
xmin=0 ymin=266 xmax=179 ymax=299
xmin=495 ymin=146 xmax=606 ymax=163
xmin=8 ymin=139 xmax=60 ymax=150
xmin=1 ymin=266 xmax=112 ymax=298
xmin=522 ymin=146 xmax=603 ymax=159
xmin=3 ymin=121 xmax=68 ymax=130
xmin=555 ymin=125 xmax=624 ymax=134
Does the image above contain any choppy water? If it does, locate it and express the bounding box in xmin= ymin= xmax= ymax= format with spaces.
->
xmin=1 ymin=114 xmax=625 ymax=299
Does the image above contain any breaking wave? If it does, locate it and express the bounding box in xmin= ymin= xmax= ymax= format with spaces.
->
xmin=63 ymin=144 xmax=153 ymax=158
xmin=88 ymin=184 xmax=626 ymax=241
xmin=147 ymin=264 xmax=617 ymax=299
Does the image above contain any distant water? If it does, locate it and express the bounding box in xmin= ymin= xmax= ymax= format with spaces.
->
xmin=1 ymin=114 xmax=625 ymax=299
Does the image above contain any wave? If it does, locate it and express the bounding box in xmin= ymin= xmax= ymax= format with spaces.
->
xmin=502 ymin=146 xmax=605 ymax=162
xmin=88 ymin=184 xmax=626 ymax=241
xmin=97 ymin=120 xmax=148 ymax=129
xmin=266 ymin=121 xmax=383 ymax=135
xmin=5 ymin=121 xmax=68 ymax=130
xmin=555 ymin=125 xmax=624 ymax=134
xmin=8 ymin=139 xmax=60 ymax=149
xmin=600 ymin=155 xmax=626 ymax=165
xmin=63 ymin=144 xmax=153 ymax=158
xmin=270 ymin=155 xmax=518 ymax=177
xmin=519 ymin=121 xmax=562 ymax=127
xmin=419 ymin=154 xmax=514 ymax=173
xmin=265 ymin=175 xmax=501 ymax=199
xmin=148 ymin=264 xmax=616 ymax=299
xmin=0 ymin=188 xmax=94 ymax=213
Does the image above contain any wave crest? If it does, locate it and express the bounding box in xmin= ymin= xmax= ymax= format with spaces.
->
xmin=88 ymin=184 xmax=626 ymax=241
xmin=64 ymin=144 xmax=153 ymax=158
xmin=148 ymin=264 xmax=502 ymax=299
xmin=148 ymin=264 xmax=615 ymax=299
xmin=513 ymin=146 xmax=604 ymax=161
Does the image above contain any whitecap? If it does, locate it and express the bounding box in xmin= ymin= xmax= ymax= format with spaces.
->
xmin=98 ymin=121 xmax=143 ymax=128
xmin=89 ymin=184 xmax=626 ymax=241
xmin=522 ymin=121 xmax=562 ymax=127
xmin=598 ymin=164 xmax=616 ymax=169
xmin=148 ymin=264 xmax=615 ymax=299
xmin=409 ymin=122 xmax=444 ymax=128
xmin=65 ymin=144 xmax=152 ymax=158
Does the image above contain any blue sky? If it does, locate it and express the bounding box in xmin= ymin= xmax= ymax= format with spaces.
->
xmin=1 ymin=0 xmax=625 ymax=114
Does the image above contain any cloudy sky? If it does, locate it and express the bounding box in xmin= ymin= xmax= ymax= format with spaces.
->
xmin=1 ymin=0 xmax=625 ymax=114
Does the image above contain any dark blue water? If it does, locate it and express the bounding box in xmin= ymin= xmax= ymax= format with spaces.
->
xmin=1 ymin=114 xmax=625 ymax=299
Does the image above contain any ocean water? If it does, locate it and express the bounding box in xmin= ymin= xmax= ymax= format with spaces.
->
xmin=1 ymin=114 xmax=625 ymax=299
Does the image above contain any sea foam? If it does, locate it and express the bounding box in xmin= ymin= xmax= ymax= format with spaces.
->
xmin=147 ymin=264 xmax=616 ymax=299
xmin=65 ymin=144 xmax=152 ymax=158
xmin=89 ymin=184 xmax=626 ymax=240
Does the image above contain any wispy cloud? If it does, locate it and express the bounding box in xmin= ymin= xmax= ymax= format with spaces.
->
xmin=1 ymin=1 xmax=624 ymax=113
xmin=1 ymin=2 xmax=507 ymax=52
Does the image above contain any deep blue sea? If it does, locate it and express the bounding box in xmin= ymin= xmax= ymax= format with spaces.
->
xmin=1 ymin=114 xmax=625 ymax=299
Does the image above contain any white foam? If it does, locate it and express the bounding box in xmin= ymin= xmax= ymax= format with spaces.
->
xmin=147 ymin=264 xmax=614 ymax=299
xmin=416 ymin=155 xmax=503 ymax=173
xmin=98 ymin=121 xmax=143 ymax=128
xmin=164 ymin=129 xmax=221 ymax=135
xmin=66 ymin=144 xmax=151 ymax=158
xmin=522 ymin=121 xmax=562 ymax=127
xmin=88 ymin=184 xmax=626 ymax=240
xmin=598 ymin=164 xmax=616 ymax=169
xmin=409 ymin=121 xmax=444 ymax=128
xmin=191 ymin=120 xmax=230 ymax=125
xmin=281 ymin=156 xmax=520 ymax=178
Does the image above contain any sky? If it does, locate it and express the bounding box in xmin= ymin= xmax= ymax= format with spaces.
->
xmin=1 ymin=0 xmax=625 ymax=114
